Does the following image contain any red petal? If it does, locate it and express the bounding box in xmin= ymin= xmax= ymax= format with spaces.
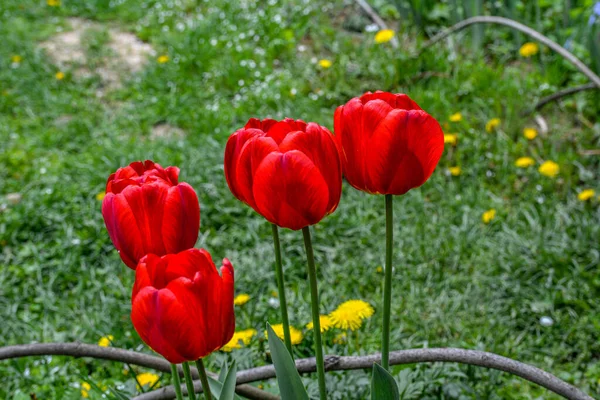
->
xmin=104 ymin=191 xmax=144 ymax=269
xmin=235 ymin=136 xmax=278 ymax=210
xmin=335 ymin=99 xmax=369 ymax=192
xmin=162 ymin=183 xmax=200 ymax=254
xmin=224 ymin=129 xmax=262 ymax=202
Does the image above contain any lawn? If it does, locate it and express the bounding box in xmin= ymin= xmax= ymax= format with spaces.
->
xmin=1 ymin=0 xmax=599 ymax=399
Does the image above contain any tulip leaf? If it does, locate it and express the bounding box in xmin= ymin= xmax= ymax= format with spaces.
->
xmin=266 ymin=323 xmax=309 ymax=400
xmin=219 ymin=360 xmax=237 ymax=400
xmin=371 ymin=364 xmax=400 ymax=400
xmin=218 ymin=360 xmax=228 ymax=383
xmin=208 ymin=377 xmax=241 ymax=400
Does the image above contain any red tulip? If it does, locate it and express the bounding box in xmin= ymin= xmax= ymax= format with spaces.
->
xmin=333 ymin=91 xmax=444 ymax=195
xmin=131 ymin=248 xmax=235 ymax=364
xmin=224 ymin=118 xmax=342 ymax=230
xmin=102 ymin=160 xmax=200 ymax=269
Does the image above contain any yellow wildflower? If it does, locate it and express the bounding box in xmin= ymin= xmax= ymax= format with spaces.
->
xmin=265 ymin=324 xmax=303 ymax=345
xmin=96 ymin=191 xmax=106 ymax=201
xmin=221 ymin=329 xmax=256 ymax=352
xmin=98 ymin=335 xmax=114 ymax=347
xmin=234 ymin=293 xmax=250 ymax=306
xmin=329 ymin=300 xmax=374 ymax=331
xmin=318 ymin=59 xmax=332 ymax=69
xmin=47 ymin=0 xmax=61 ymax=5
xmin=376 ymin=266 xmax=383 ymax=273
xmin=157 ymin=55 xmax=170 ymax=64
xmin=577 ymin=189 xmax=595 ymax=202
xmin=374 ymin=29 xmax=395 ymax=44
xmin=482 ymin=209 xmax=496 ymax=224
xmin=538 ymin=161 xmax=559 ymax=178
xmin=519 ymin=42 xmax=539 ymax=57
xmin=523 ymin=128 xmax=537 ymax=140
xmin=136 ymin=372 xmax=160 ymax=390
xmin=449 ymin=112 xmax=462 ymax=122
xmin=11 ymin=55 xmax=22 ymax=64
xmin=333 ymin=332 xmax=347 ymax=345
xmin=55 ymin=71 xmax=65 ymax=80
xmin=448 ymin=166 xmax=461 ymax=176
xmin=81 ymin=382 xmax=91 ymax=398
xmin=515 ymin=157 xmax=535 ymax=168
xmin=443 ymin=134 xmax=458 ymax=146
xmin=306 ymin=315 xmax=333 ymax=333
xmin=485 ymin=118 xmax=501 ymax=133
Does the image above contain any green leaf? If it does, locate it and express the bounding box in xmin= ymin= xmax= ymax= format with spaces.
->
xmin=371 ymin=364 xmax=400 ymax=400
xmin=208 ymin=377 xmax=242 ymax=400
xmin=218 ymin=360 xmax=228 ymax=383
xmin=266 ymin=323 xmax=309 ymax=400
xmin=219 ymin=360 xmax=237 ymax=400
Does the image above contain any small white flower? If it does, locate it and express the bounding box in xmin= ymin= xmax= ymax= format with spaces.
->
xmin=268 ymin=298 xmax=280 ymax=308
xmin=540 ymin=316 xmax=554 ymax=327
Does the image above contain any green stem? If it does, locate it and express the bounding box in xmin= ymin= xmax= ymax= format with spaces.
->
xmin=302 ymin=226 xmax=327 ymax=400
xmin=182 ymin=362 xmax=197 ymax=400
xmin=271 ymin=224 xmax=293 ymax=356
xmin=381 ymin=194 xmax=394 ymax=370
xmin=194 ymin=358 xmax=212 ymax=400
xmin=170 ymin=364 xmax=184 ymax=400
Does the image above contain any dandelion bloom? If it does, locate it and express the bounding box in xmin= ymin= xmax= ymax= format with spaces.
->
xmin=448 ymin=166 xmax=461 ymax=176
xmin=47 ymin=0 xmax=61 ymax=6
xmin=519 ymin=42 xmax=539 ymax=57
xmin=538 ymin=161 xmax=559 ymax=178
xmin=96 ymin=191 xmax=106 ymax=201
xmin=234 ymin=293 xmax=251 ymax=306
xmin=482 ymin=209 xmax=496 ymax=224
xmin=265 ymin=324 xmax=303 ymax=345
xmin=81 ymin=382 xmax=91 ymax=398
xmin=306 ymin=315 xmax=333 ymax=333
xmin=485 ymin=118 xmax=501 ymax=133
xmin=523 ymin=128 xmax=538 ymax=140
xmin=444 ymin=134 xmax=458 ymax=146
xmin=318 ymin=59 xmax=332 ymax=68
xmin=449 ymin=112 xmax=462 ymax=122
xmin=136 ymin=372 xmax=160 ymax=389
xmin=374 ymin=29 xmax=395 ymax=44
xmin=577 ymin=189 xmax=595 ymax=201
xmin=221 ymin=329 xmax=256 ymax=352
xmin=55 ymin=71 xmax=65 ymax=80
xmin=98 ymin=335 xmax=114 ymax=347
xmin=11 ymin=55 xmax=22 ymax=64
xmin=224 ymin=118 xmax=342 ymax=230
xmin=329 ymin=300 xmax=374 ymax=331
xmin=334 ymin=91 xmax=444 ymax=195
xmin=515 ymin=157 xmax=535 ymax=168
xmin=157 ymin=55 xmax=169 ymax=64
xmin=102 ymin=160 xmax=200 ymax=269
xmin=131 ymin=249 xmax=235 ymax=364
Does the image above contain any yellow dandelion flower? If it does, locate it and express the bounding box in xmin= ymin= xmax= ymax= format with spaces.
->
xmin=157 ymin=55 xmax=170 ymax=64
xmin=374 ymin=29 xmax=395 ymax=44
xmin=221 ymin=329 xmax=256 ymax=352
xmin=485 ymin=118 xmax=501 ymax=133
xmin=136 ymin=372 xmax=160 ymax=390
xmin=449 ymin=112 xmax=462 ymax=122
xmin=482 ymin=209 xmax=496 ymax=224
xmin=47 ymin=0 xmax=61 ymax=6
xmin=523 ymin=128 xmax=537 ymax=140
xmin=538 ymin=161 xmax=559 ymax=178
xmin=376 ymin=266 xmax=383 ymax=273
xmin=81 ymin=382 xmax=91 ymax=398
xmin=519 ymin=42 xmax=539 ymax=57
xmin=55 ymin=71 xmax=65 ymax=80
xmin=329 ymin=300 xmax=374 ymax=331
xmin=234 ymin=293 xmax=250 ymax=306
xmin=443 ymin=134 xmax=458 ymax=146
xmin=98 ymin=335 xmax=114 ymax=347
xmin=318 ymin=59 xmax=332 ymax=69
xmin=333 ymin=332 xmax=347 ymax=345
xmin=515 ymin=157 xmax=535 ymax=168
xmin=11 ymin=55 xmax=22 ymax=64
xmin=577 ymin=189 xmax=595 ymax=202
xmin=306 ymin=315 xmax=333 ymax=333
xmin=265 ymin=324 xmax=303 ymax=345
xmin=96 ymin=191 xmax=106 ymax=201
xmin=449 ymin=166 xmax=461 ymax=176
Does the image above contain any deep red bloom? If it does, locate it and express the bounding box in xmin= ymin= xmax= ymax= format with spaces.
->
xmin=333 ymin=91 xmax=444 ymax=195
xmin=224 ymin=118 xmax=342 ymax=230
xmin=102 ymin=160 xmax=200 ymax=269
xmin=131 ymin=249 xmax=235 ymax=364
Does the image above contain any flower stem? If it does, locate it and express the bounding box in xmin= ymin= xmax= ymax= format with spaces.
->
xmin=170 ymin=364 xmax=184 ymax=400
xmin=271 ymin=223 xmax=293 ymax=356
xmin=182 ymin=362 xmax=197 ymax=400
xmin=381 ymin=194 xmax=394 ymax=370
xmin=302 ymin=226 xmax=327 ymax=400
xmin=194 ymin=358 xmax=212 ymax=400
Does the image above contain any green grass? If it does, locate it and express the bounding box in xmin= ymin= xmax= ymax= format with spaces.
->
xmin=1 ymin=0 xmax=599 ymax=399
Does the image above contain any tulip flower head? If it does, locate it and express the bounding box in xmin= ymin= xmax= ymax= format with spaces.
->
xmin=333 ymin=91 xmax=444 ymax=195
xmin=224 ymin=118 xmax=342 ymax=230
xmin=131 ymin=248 xmax=235 ymax=364
xmin=102 ymin=160 xmax=200 ymax=269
